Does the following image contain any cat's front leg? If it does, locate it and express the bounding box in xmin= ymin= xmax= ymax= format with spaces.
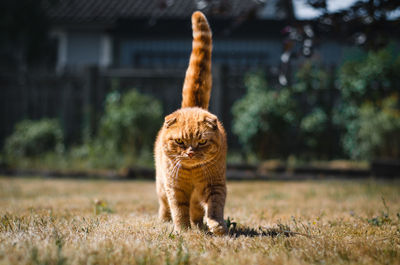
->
xmin=204 ymin=183 xmax=227 ymax=235
xmin=167 ymin=188 xmax=191 ymax=232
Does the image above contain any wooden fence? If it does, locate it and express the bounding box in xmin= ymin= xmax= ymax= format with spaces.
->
xmin=0 ymin=72 xmax=85 ymax=145
xmin=0 ymin=65 xmax=255 ymax=147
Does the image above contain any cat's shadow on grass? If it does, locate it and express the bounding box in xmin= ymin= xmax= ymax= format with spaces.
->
xmin=227 ymin=225 xmax=296 ymax=238
xmin=212 ymin=218 xmax=302 ymax=238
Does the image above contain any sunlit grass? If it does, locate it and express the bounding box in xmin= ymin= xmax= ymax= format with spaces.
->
xmin=0 ymin=177 xmax=399 ymax=264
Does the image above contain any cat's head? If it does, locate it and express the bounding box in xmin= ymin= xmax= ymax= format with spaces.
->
xmin=161 ymin=107 xmax=224 ymax=167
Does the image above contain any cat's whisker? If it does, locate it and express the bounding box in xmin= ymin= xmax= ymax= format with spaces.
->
xmin=169 ymin=159 xmax=179 ymax=171
xmin=175 ymin=163 xmax=181 ymax=183
xmin=172 ymin=164 xmax=181 ymax=184
xmin=170 ymin=159 xmax=182 ymax=184
xmin=167 ymin=158 xmax=178 ymax=175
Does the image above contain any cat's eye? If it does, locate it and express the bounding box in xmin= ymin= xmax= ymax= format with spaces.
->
xmin=175 ymin=139 xmax=184 ymax=145
xmin=198 ymin=139 xmax=207 ymax=145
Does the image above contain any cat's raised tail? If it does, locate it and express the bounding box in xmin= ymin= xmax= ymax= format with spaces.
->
xmin=181 ymin=11 xmax=212 ymax=110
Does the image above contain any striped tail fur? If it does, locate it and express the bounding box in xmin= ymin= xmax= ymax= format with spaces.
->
xmin=181 ymin=11 xmax=212 ymax=110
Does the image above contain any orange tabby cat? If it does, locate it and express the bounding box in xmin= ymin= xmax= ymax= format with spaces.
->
xmin=154 ymin=11 xmax=227 ymax=235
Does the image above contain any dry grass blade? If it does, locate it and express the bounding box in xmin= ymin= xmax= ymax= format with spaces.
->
xmin=0 ymin=177 xmax=399 ymax=265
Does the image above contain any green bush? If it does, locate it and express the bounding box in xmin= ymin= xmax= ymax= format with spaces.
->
xmin=300 ymin=107 xmax=328 ymax=148
xmin=336 ymin=44 xmax=400 ymax=159
xmin=293 ymin=61 xmax=339 ymax=158
xmin=342 ymin=95 xmax=400 ymax=159
xmin=70 ymin=89 xmax=163 ymax=169
xmin=4 ymin=119 xmax=63 ymax=158
xmin=232 ymin=72 xmax=297 ymax=159
xmin=97 ymin=89 xmax=162 ymax=155
xmin=339 ymin=45 xmax=400 ymax=104
xmin=232 ymin=63 xmax=339 ymax=160
xmin=63 ymin=89 xmax=163 ymax=169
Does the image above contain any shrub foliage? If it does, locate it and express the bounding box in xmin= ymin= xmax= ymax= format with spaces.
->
xmin=232 ymin=45 xmax=400 ymax=160
xmin=72 ymin=89 xmax=163 ymax=168
xmin=97 ymin=89 xmax=162 ymax=156
xmin=2 ymin=89 xmax=163 ymax=169
xmin=4 ymin=119 xmax=63 ymax=158
xmin=232 ymin=72 xmax=296 ymax=158
xmin=336 ymin=45 xmax=400 ymax=159
xmin=232 ymin=62 xmax=337 ymax=160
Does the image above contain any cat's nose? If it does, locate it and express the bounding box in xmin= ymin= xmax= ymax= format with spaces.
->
xmin=187 ymin=151 xmax=194 ymax=158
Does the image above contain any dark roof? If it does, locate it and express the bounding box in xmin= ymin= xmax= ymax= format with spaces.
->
xmin=47 ymin=0 xmax=277 ymax=25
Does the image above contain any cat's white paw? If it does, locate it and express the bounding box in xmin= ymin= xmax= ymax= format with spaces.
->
xmin=207 ymin=220 xmax=227 ymax=235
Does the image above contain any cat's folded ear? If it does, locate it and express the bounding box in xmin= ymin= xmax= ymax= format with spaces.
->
xmin=164 ymin=114 xmax=177 ymax=128
xmin=204 ymin=116 xmax=218 ymax=130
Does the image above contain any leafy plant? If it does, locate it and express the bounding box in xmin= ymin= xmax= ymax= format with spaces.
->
xmin=294 ymin=61 xmax=339 ymax=158
xmin=71 ymin=89 xmax=163 ymax=169
xmin=344 ymin=95 xmax=400 ymax=159
xmin=339 ymin=45 xmax=400 ymax=104
xmin=336 ymin=44 xmax=400 ymax=159
xmin=232 ymin=63 xmax=338 ymax=160
xmin=232 ymin=72 xmax=297 ymax=159
xmin=97 ymin=89 xmax=162 ymax=157
xmin=4 ymin=118 xmax=63 ymax=159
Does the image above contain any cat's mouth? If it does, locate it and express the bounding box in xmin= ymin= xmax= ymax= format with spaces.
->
xmin=182 ymin=154 xmax=202 ymax=162
xmin=180 ymin=153 xmax=218 ymax=168
xmin=170 ymin=153 xmax=200 ymax=166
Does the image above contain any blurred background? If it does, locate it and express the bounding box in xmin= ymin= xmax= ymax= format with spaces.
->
xmin=1 ymin=0 xmax=399 ymax=177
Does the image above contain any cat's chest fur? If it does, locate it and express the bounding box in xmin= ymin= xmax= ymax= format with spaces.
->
xmin=164 ymin=157 xmax=216 ymax=184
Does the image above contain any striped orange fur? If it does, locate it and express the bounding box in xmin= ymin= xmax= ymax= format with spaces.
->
xmin=181 ymin=11 xmax=212 ymax=110
xmin=154 ymin=11 xmax=227 ymax=235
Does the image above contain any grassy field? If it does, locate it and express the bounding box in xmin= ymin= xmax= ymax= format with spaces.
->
xmin=0 ymin=177 xmax=399 ymax=265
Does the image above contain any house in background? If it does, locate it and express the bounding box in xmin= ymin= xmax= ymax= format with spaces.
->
xmin=0 ymin=0 xmax=364 ymax=146
xmin=38 ymin=0 xmax=356 ymax=147
xmin=47 ymin=0 xmax=347 ymax=72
